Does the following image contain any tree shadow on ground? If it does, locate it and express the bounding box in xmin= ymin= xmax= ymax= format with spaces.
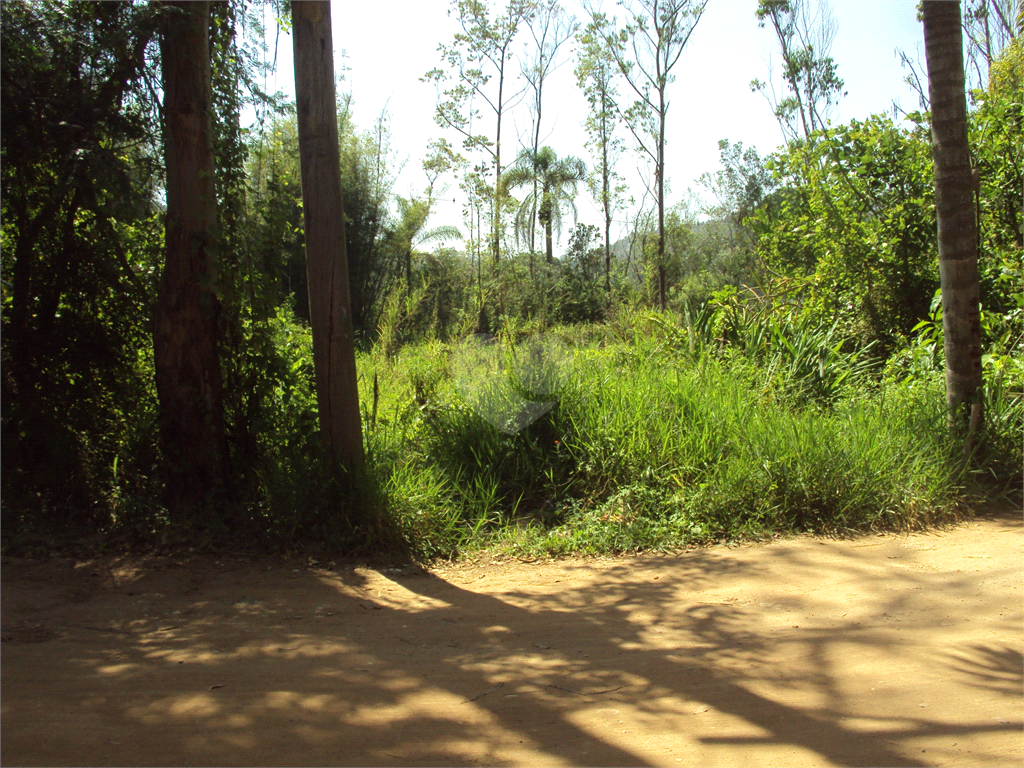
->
xmin=1 ymin=522 xmax=1021 ymax=766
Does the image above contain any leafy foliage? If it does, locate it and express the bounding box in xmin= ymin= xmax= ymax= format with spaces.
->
xmin=754 ymin=115 xmax=939 ymax=350
xmin=1 ymin=0 xmax=163 ymax=539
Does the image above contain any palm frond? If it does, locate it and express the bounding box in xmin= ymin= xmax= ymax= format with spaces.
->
xmin=499 ymin=146 xmax=587 ymax=253
xmin=415 ymin=224 xmax=463 ymax=246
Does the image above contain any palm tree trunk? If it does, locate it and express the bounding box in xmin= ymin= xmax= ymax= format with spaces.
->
xmin=923 ymin=0 xmax=983 ymax=434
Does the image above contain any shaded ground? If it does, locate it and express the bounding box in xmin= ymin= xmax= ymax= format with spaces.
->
xmin=2 ymin=508 xmax=1021 ymax=767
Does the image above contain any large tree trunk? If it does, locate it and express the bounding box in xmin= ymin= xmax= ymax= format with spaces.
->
xmin=154 ymin=0 xmax=230 ymax=525
xmin=292 ymin=1 xmax=365 ymax=478
xmin=923 ymin=0 xmax=983 ymax=434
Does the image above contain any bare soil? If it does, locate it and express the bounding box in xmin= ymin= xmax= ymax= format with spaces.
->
xmin=2 ymin=509 xmax=1021 ymax=767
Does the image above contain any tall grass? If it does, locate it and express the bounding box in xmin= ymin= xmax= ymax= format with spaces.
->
xmin=359 ymin=312 xmax=1003 ymax=559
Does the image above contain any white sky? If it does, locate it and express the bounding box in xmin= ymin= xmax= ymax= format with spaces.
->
xmin=252 ymin=0 xmax=928 ymax=250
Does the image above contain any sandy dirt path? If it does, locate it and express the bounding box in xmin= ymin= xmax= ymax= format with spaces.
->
xmin=2 ymin=508 xmax=1021 ymax=767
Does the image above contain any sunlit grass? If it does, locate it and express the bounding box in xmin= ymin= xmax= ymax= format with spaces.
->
xmin=354 ymin=314 xmax=1008 ymax=560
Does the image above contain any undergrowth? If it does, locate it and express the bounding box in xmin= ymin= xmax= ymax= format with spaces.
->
xmin=18 ymin=308 xmax=1012 ymax=561
xmin=356 ymin=311 xmax=1021 ymax=560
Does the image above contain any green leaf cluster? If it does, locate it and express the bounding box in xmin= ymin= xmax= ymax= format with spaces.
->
xmin=754 ymin=115 xmax=939 ymax=351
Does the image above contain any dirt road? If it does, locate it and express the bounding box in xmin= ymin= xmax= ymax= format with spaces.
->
xmin=2 ymin=509 xmax=1021 ymax=767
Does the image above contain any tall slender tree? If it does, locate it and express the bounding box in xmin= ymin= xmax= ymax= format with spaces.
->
xmin=586 ymin=0 xmax=708 ymax=310
xmin=751 ymin=0 xmax=845 ymax=142
xmin=424 ymin=0 xmax=532 ymax=264
xmin=576 ymin=15 xmax=627 ymax=296
xmin=292 ymin=0 xmax=365 ymax=477
xmin=923 ymin=0 xmax=984 ymax=435
xmin=521 ymin=1 xmax=577 ymax=254
xmin=154 ymin=1 xmax=231 ymax=525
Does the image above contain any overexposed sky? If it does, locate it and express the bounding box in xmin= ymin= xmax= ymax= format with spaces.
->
xmin=252 ymin=0 xmax=928 ymax=249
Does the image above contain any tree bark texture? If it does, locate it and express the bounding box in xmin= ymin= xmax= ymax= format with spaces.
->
xmin=154 ymin=0 xmax=230 ymax=523
xmin=292 ymin=0 xmax=365 ymax=477
xmin=923 ymin=0 xmax=983 ymax=430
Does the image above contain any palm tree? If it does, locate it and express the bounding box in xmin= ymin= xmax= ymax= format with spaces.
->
xmin=922 ymin=0 xmax=983 ymax=436
xmin=392 ymin=196 xmax=462 ymax=288
xmin=501 ymin=146 xmax=587 ymax=264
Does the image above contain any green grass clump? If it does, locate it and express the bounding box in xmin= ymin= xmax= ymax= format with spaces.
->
xmin=359 ymin=315 xmax=1011 ymax=560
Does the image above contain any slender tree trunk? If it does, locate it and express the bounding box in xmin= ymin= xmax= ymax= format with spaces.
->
xmin=477 ymin=206 xmax=484 ymax=314
xmin=531 ymin=77 xmax=545 ymax=255
xmin=541 ymin=177 xmax=555 ymax=264
xmin=493 ymin=55 xmax=506 ymax=265
xmin=657 ymin=94 xmax=667 ymax=311
xmin=602 ymin=97 xmax=612 ymax=298
xmin=292 ymin=0 xmax=365 ymax=477
xmin=530 ymin=87 xmax=542 ymax=255
xmin=406 ymin=237 xmax=414 ymax=290
xmin=530 ymin=191 xmax=538 ymax=254
xmin=154 ymin=0 xmax=230 ymax=525
xmin=771 ymin=10 xmax=812 ymax=140
xmin=923 ymin=0 xmax=983 ymax=434
xmin=603 ymin=202 xmax=612 ymax=297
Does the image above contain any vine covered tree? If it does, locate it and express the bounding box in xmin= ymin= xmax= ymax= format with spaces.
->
xmin=501 ymin=146 xmax=587 ymax=264
xmin=1 ymin=0 xmax=161 ymax=528
xmin=155 ymin=0 xmax=231 ymax=526
xmin=922 ymin=0 xmax=983 ymax=435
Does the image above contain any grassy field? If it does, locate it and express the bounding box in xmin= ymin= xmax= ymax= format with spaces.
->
xmin=334 ymin=312 xmax=1022 ymax=560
